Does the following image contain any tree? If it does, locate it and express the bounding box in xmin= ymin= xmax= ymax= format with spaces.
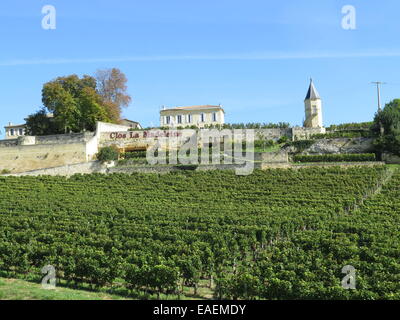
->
xmin=25 ymin=107 xmax=59 ymax=136
xmin=41 ymin=75 xmax=111 ymax=133
xmin=372 ymin=99 xmax=400 ymax=155
xmin=95 ymin=68 xmax=132 ymax=122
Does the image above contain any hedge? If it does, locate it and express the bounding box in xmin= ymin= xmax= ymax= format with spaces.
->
xmin=293 ymin=153 xmax=376 ymax=163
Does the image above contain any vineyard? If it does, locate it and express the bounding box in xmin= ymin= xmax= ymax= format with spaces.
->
xmin=0 ymin=166 xmax=399 ymax=299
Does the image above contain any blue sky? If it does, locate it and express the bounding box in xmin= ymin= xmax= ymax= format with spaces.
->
xmin=1 ymin=0 xmax=399 ymax=135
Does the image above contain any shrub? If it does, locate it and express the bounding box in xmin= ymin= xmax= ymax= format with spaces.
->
xmin=277 ymin=136 xmax=289 ymax=144
xmin=254 ymin=139 xmax=275 ymax=149
xmin=311 ymin=131 xmax=373 ymax=139
xmin=97 ymin=146 xmax=120 ymax=163
xmin=0 ymin=169 xmax=11 ymax=175
xmin=293 ymin=153 xmax=376 ymax=163
xmin=121 ymin=151 xmax=147 ymax=159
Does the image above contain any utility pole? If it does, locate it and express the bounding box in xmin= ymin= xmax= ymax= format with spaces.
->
xmin=371 ymin=81 xmax=386 ymax=136
xmin=371 ymin=81 xmax=386 ymax=111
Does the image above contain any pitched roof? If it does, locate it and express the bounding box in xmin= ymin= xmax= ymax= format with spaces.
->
xmin=5 ymin=123 xmax=26 ymax=128
xmin=305 ymin=79 xmax=321 ymax=100
xmin=161 ymin=105 xmax=224 ymax=112
xmin=121 ymin=119 xmax=140 ymax=124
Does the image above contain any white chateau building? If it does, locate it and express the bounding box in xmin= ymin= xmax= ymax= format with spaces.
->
xmin=4 ymin=123 xmax=26 ymax=139
xmin=160 ymin=105 xmax=225 ymax=128
xmin=304 ymin=79 xmax=323 ymax=128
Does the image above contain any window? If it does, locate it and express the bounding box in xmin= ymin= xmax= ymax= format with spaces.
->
xmin=312 ymin=106 xmax=318 ymax=115
xmin=187 ymin=114 xmax=192 ymax=123
xmin=177 ymin=115 xmax=182 ymax=124
xmin=166 ymin=116 xmax=171 ymax=125
xmin=212 ymin=112 xmax=217 ymax=122
xmin=19 ymin=128 xmax=23 ymax=136
xmin=10 ymin=129 xmax=14 ymax=136
xmin=200 ymin=113 xmax=205 ymax=122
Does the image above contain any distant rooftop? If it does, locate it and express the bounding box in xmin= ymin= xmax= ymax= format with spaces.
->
xmin=5 ymin=122 xmax=26 ymax=128
xmin=161 ymin=105 xmax=224 ymax=112
xmin=305 ymin=79 xmax=321 ymax=100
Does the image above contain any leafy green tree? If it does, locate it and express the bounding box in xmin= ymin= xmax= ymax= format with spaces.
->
xmin=40 ymin=74 xmax=111 ymax=133
xmin=25 ymin=107 xmax=59 ymax=136
xmin=78 ymin=87 xmax=109 ymax=131
xmin=372 ymin=99 xmax=400 ymax=155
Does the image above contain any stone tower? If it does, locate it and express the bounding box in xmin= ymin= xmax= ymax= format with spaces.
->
xmin=304 ymin=79 xmax=323 ymax=128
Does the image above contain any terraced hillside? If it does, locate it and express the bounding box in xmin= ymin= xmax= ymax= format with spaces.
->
xmin=0 ymin=166 xmax=399 ymax=299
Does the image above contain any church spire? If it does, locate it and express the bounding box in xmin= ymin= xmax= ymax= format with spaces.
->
xmin=305 ymin=78 xmax=321 ymax=100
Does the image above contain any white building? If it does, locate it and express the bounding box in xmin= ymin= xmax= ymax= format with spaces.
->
xmin=118 ymin=119 xmax=142 ymax=130
xmin=160 ymin=105 xmax=225 ymax=128
xmin=304 ymin=79 xmax=323 ymax=128
xmin=4 ymin=123 xmax=26 ymax=139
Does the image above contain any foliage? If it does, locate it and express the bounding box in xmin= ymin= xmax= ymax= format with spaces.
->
xmin=202 ymin=123 xmax=290 ymax=129
xmin=40 ymin=74 xmax=111 ymax=133
xmin=327 ymin=122 xmax=373 ymax=131
xmin=372 ymin=99 xmax=400 ymax=155
xmin=95 ymin=68 xmax=132 ymax=123
xmin=293 ymin=153 xmax=376 ymax=163
xmin=254 ymin=140 xmax=275 ymax=148
xmin=311 ymin=131 xmax=373 ymax=139
xmin=97 ymin=146 xmax=120 ymax=162
xmin=28 ymin=70 xmax=131 ymax=135
xmin=25 ymin=107 xmax=60 ymax=136
xmin=0 ymin=167 xmax=399 ymax=299
xmin=121 ymin=151 xmax=147 ymax=159
xmin=277 ymin=136 xmax=289 ymax=144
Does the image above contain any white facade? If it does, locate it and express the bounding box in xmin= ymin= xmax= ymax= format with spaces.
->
xmin=160 ymin=105 xmax=225 ymax=128
xmin=304 ymin=80 xmax=323 ymax=128
xmin=4 ymin=123 xmax=26 ymax=139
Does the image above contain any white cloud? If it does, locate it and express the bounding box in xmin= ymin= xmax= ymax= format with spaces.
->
xmin=1 ymin=50 xmax=400 ymax=66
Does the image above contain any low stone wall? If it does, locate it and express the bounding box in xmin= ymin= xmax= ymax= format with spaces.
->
xmin=0 ymin=142 xmax=88 ymax=173
xmin=6 ymin=161 xmax=108 ymax=176
xmin=0 ymin=139 xmax=18 ymax=147
xmin=35 ymin=132 xmax=94 ymax=145
xmin=292 ymin=127 xmax=326 ymax=140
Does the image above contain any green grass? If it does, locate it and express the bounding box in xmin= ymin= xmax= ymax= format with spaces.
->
xmin=0 ymin=277 xmax=130 ymax=300
xmin=0 ymin=277 xmax=214 ymax=300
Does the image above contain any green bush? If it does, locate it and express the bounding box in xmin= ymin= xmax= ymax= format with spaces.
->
xmin=327 ymin=122 xmax=373 ymax=131
xmin=97 ymin=146 xmax=120 ymax=163
xmin=0 ymin=169 xmax=11 ymax=175
xmin=293 ymin=153 xmax=376 ymax=163
xmin=277 ymin=136 xmax=289 ymax=144
xmin=121 ymin=151 xmax=147 ymax=159
xmin=254 ymin=139 xmax=275 ymax=149
xmin=311 ymin=131 xmax=373 ymax=139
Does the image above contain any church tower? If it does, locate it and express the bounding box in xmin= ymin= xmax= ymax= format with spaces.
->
xmin=304 ymin=79 xmax=323 ymax=128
